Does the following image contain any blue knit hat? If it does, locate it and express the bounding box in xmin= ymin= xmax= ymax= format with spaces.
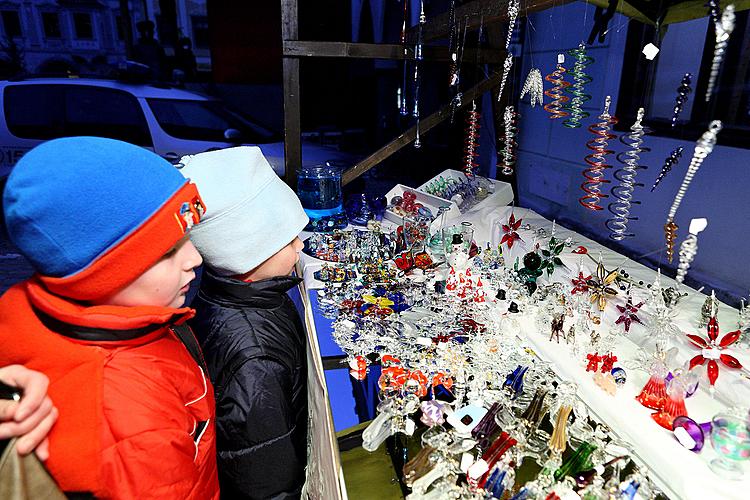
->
xmin=3 ymin=136 xmax=204 ymax=300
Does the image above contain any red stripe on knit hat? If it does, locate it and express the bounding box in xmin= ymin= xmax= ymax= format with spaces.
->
xmin=39 ymin=182 xmax=204 ymax=301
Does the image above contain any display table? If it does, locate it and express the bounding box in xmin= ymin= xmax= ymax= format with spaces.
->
xmin=297 ymin=202 xmax=750 ymax=500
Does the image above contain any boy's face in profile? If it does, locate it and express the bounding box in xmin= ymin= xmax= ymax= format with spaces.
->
xmin=239 ymin=237 xmax=303 ymax=282
xmin=96 ymin=235 xmax=203 ymax=308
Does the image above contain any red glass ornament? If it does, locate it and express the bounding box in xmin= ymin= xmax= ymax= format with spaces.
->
xmin=586 ymin=352 xmax=601 ymax=372
xmin=500 ymin=212 xmax=523 ymax=249
xmin=636 ymin=371 xmax=668 ymax=410
xmin=687 ymin=317 xmax=743 ymax=387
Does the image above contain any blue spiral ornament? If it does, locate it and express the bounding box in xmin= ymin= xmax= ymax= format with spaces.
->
xmin=563 ymin=43 xmax=593 ymax=128
xmin=651 ymin=147 xmax=683 ymax=192
xmin=606 ymin=108 xmax=649 ymax=240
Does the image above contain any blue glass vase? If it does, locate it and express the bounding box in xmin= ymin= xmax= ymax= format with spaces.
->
xmin=297 ymin=164 xmax=348 ymax=231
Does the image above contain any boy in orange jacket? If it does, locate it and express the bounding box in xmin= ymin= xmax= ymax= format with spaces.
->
xmin=0 ymin=137 xmax=219 ymax=499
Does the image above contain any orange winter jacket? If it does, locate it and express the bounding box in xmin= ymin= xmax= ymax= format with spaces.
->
xmin=0 ymin=278 xmax=220 ymax=499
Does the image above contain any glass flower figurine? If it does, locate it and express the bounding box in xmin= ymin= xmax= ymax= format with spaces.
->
xmin=687 ymin=316 xmax=743 ymax=388
xmin=586 ymin=260 xmax=618 ymax=311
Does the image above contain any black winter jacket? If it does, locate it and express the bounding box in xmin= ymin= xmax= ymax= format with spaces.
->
xmin=190 ymin=270 xmax=307 ymax=500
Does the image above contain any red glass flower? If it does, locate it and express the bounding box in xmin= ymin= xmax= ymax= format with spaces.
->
xmin=571 ymin=271 xmax=592 ymax=295
xmin=500 ymin=212 xmax=523 ymax=249
xmin=687 ymin=317 xmax=743 ymax=386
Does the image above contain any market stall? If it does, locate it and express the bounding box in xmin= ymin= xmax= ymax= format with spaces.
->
xmin=295 ymin=176 xmax=750 ymax=499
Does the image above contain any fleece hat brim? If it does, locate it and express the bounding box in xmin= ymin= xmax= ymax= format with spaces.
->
xmin=178 ymin=147 xmax=308 ymax=276
xmin=3 ymin=137 xmax=205 ymax=300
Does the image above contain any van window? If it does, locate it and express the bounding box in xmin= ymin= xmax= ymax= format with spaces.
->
xmin=4 ymin=84 xmax=152 ymax=147
xmin=64 ymin=86 xmax=152 ymax=146
xmin=147 ymin=98 xmax=278 ymax=143
xmin=4 ymin=85 xmax=64 ymax=139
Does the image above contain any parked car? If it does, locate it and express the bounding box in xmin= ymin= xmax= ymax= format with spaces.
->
xmin=0 ymin=77 xmax=355 ymax=179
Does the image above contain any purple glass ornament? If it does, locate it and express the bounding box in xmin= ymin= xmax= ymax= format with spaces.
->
xmin=672 ymin=415 xmax=712 ymax=452
xmin=666 ymin=372 xmax=699 ymax=398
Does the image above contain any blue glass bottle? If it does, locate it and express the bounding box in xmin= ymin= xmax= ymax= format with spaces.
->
xmin=297 ymin=163 xmax=348 ymax=231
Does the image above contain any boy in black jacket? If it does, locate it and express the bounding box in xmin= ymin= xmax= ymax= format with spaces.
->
xmin=179 ymin=147 xmax=309 ymax=499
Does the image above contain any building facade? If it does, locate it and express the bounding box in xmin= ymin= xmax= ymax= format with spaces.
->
xmin=0 ymin=0 xmax=209 ymax=76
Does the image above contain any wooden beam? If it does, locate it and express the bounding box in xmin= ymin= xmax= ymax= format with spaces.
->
xmin=408 ymin=0 xmax=574 ymax=43
xmin=342 ymin=69 xmax=506 ymax=186
xmin=282 ymin=40 xmax=506 ymax=64
xmin=281 ymin=0 xmax=301 ymax=187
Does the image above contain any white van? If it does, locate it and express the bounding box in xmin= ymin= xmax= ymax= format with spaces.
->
xmin=0 ymin=77 xmax=354 ymax=179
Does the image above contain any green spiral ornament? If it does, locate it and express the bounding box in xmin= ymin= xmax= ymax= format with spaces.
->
xmin=563 ymin=42 xmax=593 ymax=129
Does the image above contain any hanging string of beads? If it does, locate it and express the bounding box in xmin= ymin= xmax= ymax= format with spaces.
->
xmin=544 ymin=55 xmax=571 ymax=119
xmin=606 ymin=108 xmax=648 ymax=240
xmin=651 ymin=147 xmax=684 ymax=192
xmin=463 ymin=101 xmax=481 ymax=178
xmin=498 ymin=106 xmax=519 ymax=176
xmin=398 ymin=0 xmax=410 ymax=116
xmin=563 ymin=43 xmax=593 ymax=128
xmin=671 ymin=73 xmax=692 ymax=127
xmin=705 ymin=5 xmax=735 ymax=103
xmin=664 ymin=120 xmax=722 ymax=262
xmin=580 ymin=96 xmax=617 ymax=211
xmin=413 ymin=1 xmax=425 ymax=148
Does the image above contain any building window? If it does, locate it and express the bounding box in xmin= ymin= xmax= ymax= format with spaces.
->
xmin=1 ymin=10 xmax=21 ymax=38
xmin=191 ymin=15 xmax=209 ymax=49
xmin=42 ymin=12 xmax=61 ymax=38
xmin=73 ymin=12 xmax=93 ymax=40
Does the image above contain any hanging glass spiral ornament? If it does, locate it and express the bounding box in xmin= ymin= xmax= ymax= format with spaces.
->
xmin=544 ymin=56 xmax=571 ymax=119
xmin=579 ymin=96 xmax=618 ymax=211
xmin=606 ymin=107 xmax=649 ymax=240
xmin=705 ymin=4 xmax=735 ymax=103
xmin=651 ymin=147 xmax=684 ymax=192
xmin=498 ymin=106 xmax=519 ymax=176
xmin=496 ymin=0 xmax=519 ymax=103
xmin=676 ymin=219 xmax=708 ymax=285
xmin=563 ymin=43 xmax=593 ymax=128
xmin=664 ymin=120 xmax=722 ymax=262
xmin=671 ymin=73 xmax=692 ymax=127
xmin=520 ymin=68 xmax=544 ymax=107
xmin=413 ymin=1 xmax=425 ymax=148
xmin=463 ymin=101 xmax=481 ymax=178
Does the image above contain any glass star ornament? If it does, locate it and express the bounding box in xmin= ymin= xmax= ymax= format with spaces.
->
xmin=615 ymin=294 xmax=644 ymax=333
xmin=586 ymin=260 xmax=618 ymax=311
xmin=500 ymin=212 xmax=523 ymax=249
xmin=687 ymin=316 xmax=742 ymax=387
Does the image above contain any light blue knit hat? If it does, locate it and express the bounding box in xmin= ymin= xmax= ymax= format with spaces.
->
xmin=178 ymin=147 xmax=308 ymax=276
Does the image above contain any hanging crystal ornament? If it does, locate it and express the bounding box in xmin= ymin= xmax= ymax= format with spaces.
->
xmin=544 ymin=55 xmax=571 ymax=119
xmin=664 ymin=120 xmax=722 ymax=262
xmin=580 ymin=96 xmax=617 ymax=211
xmin=671 ymin=73 xmax=692 ymax=127
xmin=699 ymin=290 xmax=719 ymax=329
xmin=496 ymin=0 xmax=519 ymax=102
xmin=563 ymin=42 xmax=593 ymax=128
xmin=398 ymin=0 xmax=410 ymax=116
xmin=651 ymin=147 xmax=683 ymax=192
xmin=450 ymin=18 xmax=469 ymax=124
xmin=520 ymin=68 xmax=544 ymax=107
xmin=606 ymin=107 xmax=648 ymax=240
xmin=675 ymin=218 xmax=708 ymax=284
xmin=463 ymin=101 xmax=481 ymax=178
xmin=498 ymin=106 xmax=519 ymax=176
xmin=705 ymin=4 xmax=735 ymax=103
xmin=413 ymin=1 xmax=425 ymax=148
